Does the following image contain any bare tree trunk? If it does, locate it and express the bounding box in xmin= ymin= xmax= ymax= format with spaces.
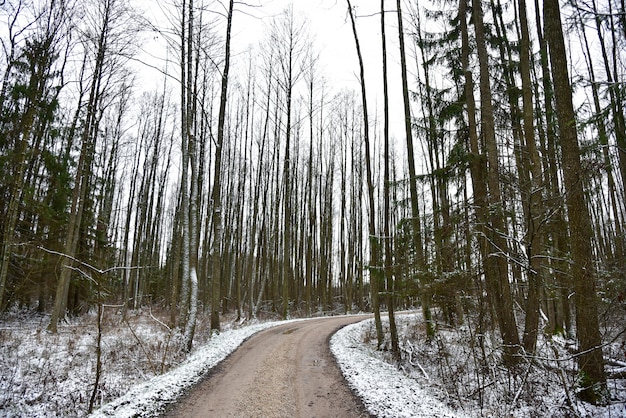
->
xmin=183 ymin=0 xmax=199 ymax=351
xmin=544 ymin=0 xmax=607 ymax=402
xmin=305 ymin=64 xmax=315 ymax=317
xmin=471 ymin=0 xmax=521 ymax=365
xmin=533 ymin=0 xmax=572 ymax=336
xmin=247 ymin=53 xmax=273 ymax=318
xmin=395 ymin=0 xmax=434 ymax=338
xmin=177 ymin=0 xmax=191 ymax=327
xmin=346 ymin=0 xmax=383 ymax=346
xmin=49 ymin=0 xmax=114 ymax=332
xmin=380 ymin=0 xmax=399 ymax=357
xmin=282 ymin=68 xmax=293 ymax=319
xmin=518 ymin=0 xmax=545 ymax=354
xmin=208 ymin=0 xmax=234 ymax=331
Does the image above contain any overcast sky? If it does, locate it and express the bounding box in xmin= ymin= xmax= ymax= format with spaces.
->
xmin=136 ymin=0 xmax=408 ymax=149
xmin=232 ymin=0 xmax=386 ymax=85
xmin=231 ymin=0 xmax=406 ymax=136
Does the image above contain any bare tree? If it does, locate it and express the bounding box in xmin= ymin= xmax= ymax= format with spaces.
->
xmin=209 ymin=0 xmax=234 ymax=332
xmin=380 ymin=0 xmax=399 ymax=357
xmin=517 ymin=0 xmax=545 ymax=354
xmin=346 ymin=0 xmax=383 ymax=346
xmin=544 ymin=0 xmax=607 ymax=402
xmin=266 ymin=5 xmax=309 ymax=318
xmin=395 ymin=0 xmax=434 ymax=338
xmin=471 ymin=0 xmax=521 ymax=365
xmin=49 ymin=0 xmax=135 ymax=332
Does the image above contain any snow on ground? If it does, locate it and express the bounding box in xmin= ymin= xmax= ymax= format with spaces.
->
xmin=94 ymin=313 xmax=457 ymax=418
xmin=0 ymin=309 xmax=295 ymax=417
xmin=90 ymin=320 xmax=288 ymax=417
xmin=3 ymin=310 xmax=438 ymax=418
xmin=2 ymin=309 xmax=625 ymax=417
xmin=331 ymin=317 xmax=462 ymax=418
xmin=95 ymin=313 xmax=454 ymax=418
xmin=333 ymin=313 xmax=626 ymax=418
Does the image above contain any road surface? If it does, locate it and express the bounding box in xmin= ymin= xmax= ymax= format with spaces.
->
xmin=164 ymin=315 xmax=372 ymax=418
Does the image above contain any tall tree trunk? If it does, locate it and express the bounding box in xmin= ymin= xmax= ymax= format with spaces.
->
xmin=183 ymin=0 xmax=199 ymax=352
xmin=210 ymin=0 xmax=235 ymax=331
xmin=380 ymin=0 xmax=399 ymax=357
xmin=518 ymin=0 xmax=545 ymax=354
xmin=48 ymin=0 xmax=112 ymax=332
xmin=395 ymin=0 xmax=434 ymax=338
xmin=178 ymin=0 xmax=191 ymax=327
xmin=534 ymin=0 xmax=572 ymax=336
xmin=282 ymin=69 xmax=293 ymax=319
xmin=544 ymin=0 xmax=607 ymax=402
xmin=346 ymin=0 xmax=383 ymax=346
xmin=305 ymin=66 xmax=315 ymax=317
xmin=471 ymin=0 xmax=521 ymax=364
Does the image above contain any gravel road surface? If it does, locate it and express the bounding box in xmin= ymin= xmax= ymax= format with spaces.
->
xmin=164 ymin=315 xmax=372 ymax=418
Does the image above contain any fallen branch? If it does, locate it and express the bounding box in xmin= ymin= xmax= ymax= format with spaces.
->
xmin=402 ymin=339 xmax=430 ymax=382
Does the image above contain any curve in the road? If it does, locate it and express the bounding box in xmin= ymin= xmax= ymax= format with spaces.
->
xmin=164 ymin=315 xmax=372 ymax=418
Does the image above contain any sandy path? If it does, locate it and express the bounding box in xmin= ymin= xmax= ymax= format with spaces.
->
xmin=164 ymin=315 xmax=372 ymax=418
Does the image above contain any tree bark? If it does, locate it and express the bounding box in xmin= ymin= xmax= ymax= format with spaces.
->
xmin=395 ymin=0 xmax=434 ymax=338
xmin=518 ymin=0 xmax=545 ymax=355
xmin=381 ymin=0 xmax=399 ymax=357
xmin=346 ymin=0 xmax=383 ymax=347
xmin=544 ymin=0 xmax=607 ymax=402
xmin=471 ymin=0 xmax=521 ymax=365
xmin=48 ymin=0 xmax=113 ymax=332
xmin=210 ymin=0 xmax=235 ymax=331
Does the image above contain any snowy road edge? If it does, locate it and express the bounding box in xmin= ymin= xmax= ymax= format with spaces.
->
xmin=89 ymin=321 xmax=283 ymax=418
xmin=330 ymin=317 xmax=463 ymax=418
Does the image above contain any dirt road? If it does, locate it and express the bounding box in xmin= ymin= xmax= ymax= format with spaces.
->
xmin=164 ymin=315 xmax=372 ymax=418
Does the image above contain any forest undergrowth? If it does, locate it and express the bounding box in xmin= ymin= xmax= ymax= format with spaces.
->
xmin=0 ymin=306 xmax=245 ymax=417
xmin=2 ymin=303 xmax=625 ymax=417
xmin=364 ymin=309 xmax=626 ymax=417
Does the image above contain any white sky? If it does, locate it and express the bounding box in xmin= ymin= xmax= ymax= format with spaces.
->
xmin=136 ymin=0 xmax=408 ymax=144
xmin=231 ymin=0 xmax=406 ymax=137
xmin=233 ymin=0 xmax=385 ymax=86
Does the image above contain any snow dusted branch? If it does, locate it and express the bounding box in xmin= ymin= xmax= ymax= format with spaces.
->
xmin=36 ymin=245 xmax=151 ymax=276
xmin=150 ymin=306 xmax=172 ymax=332
xmin=124 ymin=316 xmax=157 ymax=375
xmin=402 ymin=339 xmax=430 ymax=382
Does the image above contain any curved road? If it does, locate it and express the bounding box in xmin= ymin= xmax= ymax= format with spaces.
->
xmin=165 ymin=315 xmax=372 ymax=418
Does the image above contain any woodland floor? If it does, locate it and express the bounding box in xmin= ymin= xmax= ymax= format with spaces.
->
xmin=0 ymin=306 xmax=625 ymax=417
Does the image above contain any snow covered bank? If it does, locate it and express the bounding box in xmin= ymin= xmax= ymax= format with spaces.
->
xmin=332 ymin=313 xmax=626 ymax=418
xmin=90 ymin=320 xmax=285 ymax=417
xmin=331 ymin=317 xmax=462 ymax=418
xmin=4 ymin=310 xmax=624 ymax=417
xmin=0 ymin=311 xmax=297 ymax=418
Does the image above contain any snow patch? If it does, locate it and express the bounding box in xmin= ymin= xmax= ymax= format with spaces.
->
xmin=331 ymin=317 xmax=463 ymax=418
xmin=90 ymin=321 xmax=283 ymax=417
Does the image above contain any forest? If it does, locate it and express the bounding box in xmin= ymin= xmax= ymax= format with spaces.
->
xmin=1 ymin=0 xmax=625 ymax=414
